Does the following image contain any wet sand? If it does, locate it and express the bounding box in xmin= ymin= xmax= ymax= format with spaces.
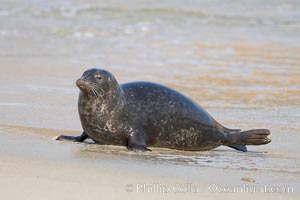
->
xmin=1 ymin=45 xmax=299 ymax=200
xmin=1 ymin=0 xmax=300 ymax=199
xmin=0 ymin=123 xmax=298 ymax=200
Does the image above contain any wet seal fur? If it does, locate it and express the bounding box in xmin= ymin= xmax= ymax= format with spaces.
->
xmin=57 ymin=68 xmax=271 ymax=152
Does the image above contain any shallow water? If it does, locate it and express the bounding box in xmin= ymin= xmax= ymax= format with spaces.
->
xmin=0 ymin=0 xmax=299 ymax=190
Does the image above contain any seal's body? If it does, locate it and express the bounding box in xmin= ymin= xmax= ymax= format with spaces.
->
xmin=57 ymin=68 xmax=271 ymax=152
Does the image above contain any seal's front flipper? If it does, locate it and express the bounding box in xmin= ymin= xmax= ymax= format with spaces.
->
xmin=127 ymin=143 xmax=152 ymax=152
xmin=56 ymin=132 xmax=88 ymax=142
xmin=126 ymin=129 xmax=151 ymax=152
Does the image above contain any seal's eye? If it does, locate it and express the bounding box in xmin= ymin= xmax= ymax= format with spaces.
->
xmin=94 ymin=74 xmax=103 ymax=80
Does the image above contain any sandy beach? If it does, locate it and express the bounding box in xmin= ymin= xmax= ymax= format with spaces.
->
xmin=1 ymin=0 xmax=299 ymax=199
xmin=0 ymin=123 xmax=298 ymax=200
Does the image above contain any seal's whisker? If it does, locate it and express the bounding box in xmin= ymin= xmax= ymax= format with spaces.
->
xmin=91 ymin=87 xmax=98 ymax=98
xmin=91 ymin=83 xmax=105 ymax=95
xmin=93 ymin=88 xmax=99 ymax=98
xmin=97 ymin=87 xmax=105 ymax=94
xmin=90 ymin=84 xmax=105 ymax=100
xmin=89 ymin=87 xmax=94 ymax=96
xmin=94 ymin=88 xmax=104 ymax=100
xmin=93 ymin=88 xmax=100 ymax=98
xmin=91 ymin=86 xmax=105 ymax=100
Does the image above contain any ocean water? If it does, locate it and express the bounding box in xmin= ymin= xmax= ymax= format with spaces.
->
xmin=0 ymin=0 xmax=299 ymax=188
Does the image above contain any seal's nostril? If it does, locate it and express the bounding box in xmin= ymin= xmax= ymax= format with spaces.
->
xmin=76 ymin=78 xmax=85 ymax=89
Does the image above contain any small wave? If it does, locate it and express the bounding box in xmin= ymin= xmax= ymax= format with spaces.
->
xmin=0 ymin=102 xmax=26 ymax=106
xmin=73 ymin=31 xmax=95 ymax=38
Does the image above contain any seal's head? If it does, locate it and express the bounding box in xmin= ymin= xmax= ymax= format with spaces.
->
xmin=76 ymin=68 xmax=119 ymax=99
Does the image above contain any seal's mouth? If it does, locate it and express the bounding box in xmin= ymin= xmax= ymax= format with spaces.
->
xmin=76 ymin=77 xmax=104 ymax=99
xmin=76 ymin=78 xmax=86 ymax=90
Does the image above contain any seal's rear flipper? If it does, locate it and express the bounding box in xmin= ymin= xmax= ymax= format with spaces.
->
xmin=225 ymin=129 xmax=271 ymax=150
xmin=228 ymin=145 xmax=247 ymax=152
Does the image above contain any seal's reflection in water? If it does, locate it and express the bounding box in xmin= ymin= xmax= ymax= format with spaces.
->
xmin=73 ymin=141 xmax=270 ymax=171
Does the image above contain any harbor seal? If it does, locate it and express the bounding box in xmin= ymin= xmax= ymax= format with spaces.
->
xmin=57 ymin=68 xmax=271 ymax=152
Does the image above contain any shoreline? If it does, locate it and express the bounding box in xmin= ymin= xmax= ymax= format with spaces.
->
xmin=0 ymin=123 xmax=298 ymax=200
